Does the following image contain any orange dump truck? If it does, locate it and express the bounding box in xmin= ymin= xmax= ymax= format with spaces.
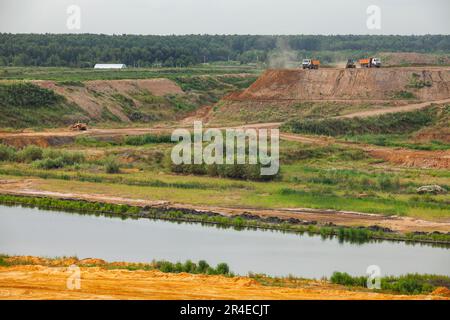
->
xmin=359 ymin=57 xmax=381 ymax=68
xmin=302 ymin=59 xmax=320 ymax=69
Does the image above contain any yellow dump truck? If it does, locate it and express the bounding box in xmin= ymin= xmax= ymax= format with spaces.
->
xmin=302 ymin=59 xmax=320 ymax=70
xmin=359 ymin=57 xmax=381 ymax=68
xmin=70 ymin=122 xmax=87 ymax=131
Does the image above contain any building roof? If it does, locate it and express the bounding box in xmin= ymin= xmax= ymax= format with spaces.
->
xmin=94 ymin=64 xmax=127 ymax=69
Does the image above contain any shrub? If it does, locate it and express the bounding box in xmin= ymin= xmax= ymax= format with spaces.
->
xmin=183 ymin=260 xmax=196 ymax=273
xmin=124 ymin=134 xmax=173 ymax=146
xmin=330 ymin=272 xmax=367 ymax=287
xmin=104 ymin=156 xmax=120 ymax=174
xmin=330 ymin=272 xmax=450 ymax=295
xmin=157 ymin=261 xmax=175 ymax=273
xmin=33 ymin=157 xmax=65 ymax=169
xmin=31 ymin=149 xmax=85 ymax=169
xmin=0 ymin=144 xmax=16 ymax=161
xmin=151 ymin=260 xmax=232 ymax=276
xmin=170 ymin=162 xmax=279 ymax=181
xmin=407 ymin=74 xmax=432 ymax=89
xmin=16 ymin=145 xmax=43 ymax=162
xmin=216 ymin=263 xmax=230 ymax=275
xmin=197 ymin=260 xmax=210 ymax=273
xmin=377 ymin=175 xmax=400 ymax=192
xmin=392 ymin=90 xmax=416 ymax=99
xmin=42 ymin=149 xmax=85 ymax=165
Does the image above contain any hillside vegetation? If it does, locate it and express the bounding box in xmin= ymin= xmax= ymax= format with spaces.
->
xmin=0 ymin=82 xmax=87 ymax=128
xmin=0 ymin=72 xmax=257 ymax=128
xmin=283 ymin=106 xmax=450 ymax=149
xmin=283 ymin=107 xmax=439 ymax=136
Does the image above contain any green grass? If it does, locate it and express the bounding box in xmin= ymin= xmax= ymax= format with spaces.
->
xmin=124 ymin=134 xmax=173 ymax=145
xmin=0 ymin=82 xmax=89 ymax=128
xmin=0 ymin=82 xmax=59 ymax=106
xmin=391 ymin=90 xmax=416 ymax=99
xmin=330 ymin=272 xmax=450 ymax=295
xmin=282 ymin=107 xmax=438 ymax=136
xmin=0 ymin=66 xmax=261 ymax=82
xmin=0 ymin=138 xmax=448 ymax=220
xmin=341 ymin=133 xmax=450 ymax=151
xmin=210 ymin=101 xmax=378 ymax=125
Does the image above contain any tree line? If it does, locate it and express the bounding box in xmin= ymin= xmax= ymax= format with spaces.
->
xmin=0 ymin=34 xmax=449 ymax=67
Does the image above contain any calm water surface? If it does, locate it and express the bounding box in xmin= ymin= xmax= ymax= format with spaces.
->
xmin=1 ymin=205 xmax=449 ymax=278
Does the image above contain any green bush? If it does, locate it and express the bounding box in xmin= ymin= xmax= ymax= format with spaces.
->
xmin=0 ymin=144 xmax=16 ymax=161
xmin=330 ymin=272 xmax=367 ymax=287
xmin=33 ymin=157 xmax=65 ymax=169
xmin=16 ymin=145 xmax=43 ymax=163
xmin=330 ymin=272 xmax=450 ymax=295
xmin=31 ymin=149 xmax=85 ymax=169
xmin=42 ymin=149 xmax=85 ymax=165
xmin=407 ymin=74 xmax=432 ymax=89
xmin=391 ymin=90 xmax=416 ymax=99
xmin=197 ymin=260 xmax=210 ymax=273
xmin=104 ymin=156 xmax=120 ymax=174
xmin=377 ymin=175 xmax=400 ymax=192
xmin=170 ymin=162 xmax=279 ymax=181
xmin=216 ymin=263 xmax=230 ymax=275
xmin=124 ymin=134 xmax=173 ymax=146
xmin=152 ymin=260 xmax=231 ymax=276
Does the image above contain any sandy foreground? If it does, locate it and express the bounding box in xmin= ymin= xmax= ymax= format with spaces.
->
xmin=0 ymin=258 xmax=449 ymax=300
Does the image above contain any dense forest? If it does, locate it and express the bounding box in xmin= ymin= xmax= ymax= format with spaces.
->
xmin=1 ymin=34 xmax=449 ymax=67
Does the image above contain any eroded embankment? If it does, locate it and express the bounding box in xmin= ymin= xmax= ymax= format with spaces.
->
xmin=35 ymin=79 xmax=184 ymax=122
xmin=226 ymin=67 xmax=450 ymax=101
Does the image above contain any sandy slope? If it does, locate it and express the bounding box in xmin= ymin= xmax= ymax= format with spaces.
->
xmin=0 ymin=264 xmax=447 ymax=300
xmin=227 ymin=68 xmax=450 ymax=101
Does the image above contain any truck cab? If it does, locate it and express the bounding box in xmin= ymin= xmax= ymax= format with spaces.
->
xmin=359 ymin=57 xmax=381 ymax=68
xmin=302 ymin=59 xmax=312 ymax=69
xmin=371 ymin=58 xmax=381 ymax=68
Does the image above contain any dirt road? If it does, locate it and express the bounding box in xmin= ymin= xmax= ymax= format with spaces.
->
xmin=1 ymin=257 xmax=448 ymax=300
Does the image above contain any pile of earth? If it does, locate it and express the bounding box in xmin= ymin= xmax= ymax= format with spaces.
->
xmin=225 ymin=68 xmax=450 ymax=101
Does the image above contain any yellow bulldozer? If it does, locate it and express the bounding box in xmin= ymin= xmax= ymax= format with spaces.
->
xmin=70 ymin=122 xmax=88 ymax=131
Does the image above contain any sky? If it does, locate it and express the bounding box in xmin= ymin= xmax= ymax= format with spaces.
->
xmin=0 ymin=0 xmax=449 ymax=35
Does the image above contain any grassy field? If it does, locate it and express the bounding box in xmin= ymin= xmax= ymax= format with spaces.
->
xmin=0 ymin=137 xmax=448 ymax=220
xmin=0 ymin=66 xmax=261 ymax=82
xmin=209 ymin=100 xmax=388 ymax=125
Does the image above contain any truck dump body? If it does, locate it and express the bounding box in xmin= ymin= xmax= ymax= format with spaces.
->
xmin=359 ymin=58 xmax=370 ymax=65
xmin=359 ymin=58 xmax=381 ymax=68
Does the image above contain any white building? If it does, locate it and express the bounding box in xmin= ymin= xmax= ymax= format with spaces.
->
xmin=94 ymin=64 xmax=127 ymax=69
